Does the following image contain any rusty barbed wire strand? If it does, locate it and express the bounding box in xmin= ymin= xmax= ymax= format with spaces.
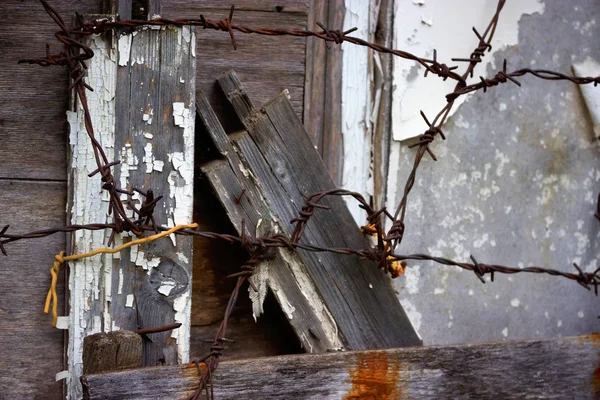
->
xmin=18 ymin=0 xmax=162 ymax=245
xmin=387 ymin=0 xmax=506 ymax=255
xmin=7 ymin=1 xmax=600 ymax=398
xmin=65 ymin=5 xmax=466 ymax=84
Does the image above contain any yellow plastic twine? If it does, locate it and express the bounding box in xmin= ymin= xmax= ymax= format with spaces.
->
xmin=44 ymin=223 xmax=198 ymax=326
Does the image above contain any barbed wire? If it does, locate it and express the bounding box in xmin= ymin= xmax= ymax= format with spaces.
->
xmin=7 ymin=0 xmax=600 ymax=398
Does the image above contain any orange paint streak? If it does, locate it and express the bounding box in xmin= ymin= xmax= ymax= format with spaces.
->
xmin=345 ymin=351 xmax=404 ymax=399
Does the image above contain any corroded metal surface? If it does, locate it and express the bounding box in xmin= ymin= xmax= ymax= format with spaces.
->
xmin=391 ymin=0 xmax=600 ymax=345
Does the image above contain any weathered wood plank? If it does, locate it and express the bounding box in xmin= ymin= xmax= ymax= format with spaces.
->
xmin=321 ymin=0 xmax=345 ymax=186
xmin=111 ymin=21 xmax=196 ymax=364
xmin=66 ymin=21 xmax=195 ymax=398
xmin=163 ymin=0 xmax=315 ymax=363
xmin=190 ymin=174 xmax=303 ymax=360
xmin=163 ymin=0 xmax=309 ymax=14
xmin=83 ymin=331 xmax=142 ymax=374
xmin=0 ymin=180 xmax=67 ymax=400
xmin=83 ymin=334 xmax=600 ymax=399
xmin=0 ymin=0 xmax=101 ymax=180
xmin=217 ymin=71 xmax=421 ymax=350
xmin=303 ymin=0 xmax=329 ymax=150
xmin=372 ymin=0 xmax=393 ymax=210
xmin=196 ymin=93 xmax=342 ymax=353
xmin=161 ymin=5 xmax=307 ymax=133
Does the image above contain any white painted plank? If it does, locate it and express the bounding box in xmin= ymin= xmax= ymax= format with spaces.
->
xmin=67 ymin=32 xmax=117 ymax=400
xmin=66 ymin=24 xmax=196 ymax=399
xmin=341 ymin=0 xmax=374 ymax=223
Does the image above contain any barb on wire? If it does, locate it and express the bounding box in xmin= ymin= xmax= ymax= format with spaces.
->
xmin=448 ymin=60 xmax=600 ymax=101
xmin=391 ymin=253 xmax=600 ymax=295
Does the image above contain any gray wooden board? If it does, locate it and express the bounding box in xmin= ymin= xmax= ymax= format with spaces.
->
xmin=83 ymin=330 xmax=142 ymax=375
xmin=216 ymin=71 xmax=421 ymax=350
xmin=162 ymin=4 xmax=307 ymax=133
xmin=82 ymin=334 xmax=600 ymax=399
xmin=0 ymin=180 xmax=67 ymax=399
xmin=0 ymin=0 xmax=101 ymax=180
xmin=197 ymin=93 xmax=338 ymax=353
xmin=164 ymin=0 xmax=309 ymax=13
xmin=111 ymin=24 xmax=196 ymax=366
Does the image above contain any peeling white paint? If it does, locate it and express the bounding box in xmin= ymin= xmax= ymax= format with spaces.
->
xmin=166 ymin=99 xmax=195 ymax=364
xmin=510 ymin=298 xmax=520 ymax=307
xmin=143 ymin=142 xmax=154 ymax=173
xmin=501 ymin=327 xmax=508 ymax=337
xmin=56 ymin=316 xmax=70 ymax=330
xmin=118 ymin=34 xmax=132 ymax=66
xmin=67 ymin=33 xmax=117 ymax=400
xmin=66 ymin=27 xmax=196 ymax=397
xmin=171 ymin=291 xmax=191 ymax=363
xmin=158 ymin=280 xmax=176 ymax=296
xmin=341 ymin=0 xmax=374 ymax=223
xmin=391 ymin=0 xmax=545 ymax=141
xmin=55 ymin=370 xmax=70 ymax=382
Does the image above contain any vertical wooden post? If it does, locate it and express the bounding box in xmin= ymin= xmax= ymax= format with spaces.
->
xmin=66 ymin=12 xmax=195 ymax=399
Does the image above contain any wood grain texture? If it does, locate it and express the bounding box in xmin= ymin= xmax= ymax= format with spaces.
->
xmin=197 ymin=92 xmax=342 ymax=353
xmin=83 ymin=331 xmax=142 ymax=374
xmin=161 ymin=0 xmax=318 ymax=363
xmin=321 ymin=0 xmax=345 ymax=186
xmin=303 ymin=0 xmax=328 ymax=149
xmin=217 ymin=71 xmax=421 ymax=350
xmin=372 ymin=0 xmax=393 ymax=210
xmin=163 ymin=1 xmax=309 ymax=13
xmin=161 ymin=3 xmax=307 ymax=134
xmin=83 ymin=334 xmax=600 ymax=399
xmin=0 ymin=180 xmax=67 ymax=400
xmin=110 ymin=24 xmax=196 ymax=366
xmin=65 ymin=23 xmax=195 ymax=399
xmin=190 ymin=175 xmax=302 ymax=361
xmin=0 ymin=0 xmax=101 ymax=180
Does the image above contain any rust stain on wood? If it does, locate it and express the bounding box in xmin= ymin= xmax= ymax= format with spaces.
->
xmin=345 ymin=351 xmax=404 ymax=399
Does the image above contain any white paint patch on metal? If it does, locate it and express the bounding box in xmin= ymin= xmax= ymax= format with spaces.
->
xmin=391 ymin=0 xmax=545 ymax=141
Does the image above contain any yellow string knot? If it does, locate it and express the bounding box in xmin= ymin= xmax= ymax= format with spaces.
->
xmin=45 ymin=251 xmax=65 ymax=326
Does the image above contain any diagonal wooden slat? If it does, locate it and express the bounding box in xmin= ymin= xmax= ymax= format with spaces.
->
xmin=199 ymin=70 xmax=421 ymax=351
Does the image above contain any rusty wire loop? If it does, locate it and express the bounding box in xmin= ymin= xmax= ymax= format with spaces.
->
xmin=7 ymin=0 xmax=600 ymax=398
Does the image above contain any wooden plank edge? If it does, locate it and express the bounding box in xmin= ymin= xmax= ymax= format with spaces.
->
xmin=82 ymin=334 xmax=600 ymax=399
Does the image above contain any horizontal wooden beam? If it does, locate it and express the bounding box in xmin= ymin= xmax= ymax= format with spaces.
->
xmin=82 ymin=334 xmax=600 ymax=399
